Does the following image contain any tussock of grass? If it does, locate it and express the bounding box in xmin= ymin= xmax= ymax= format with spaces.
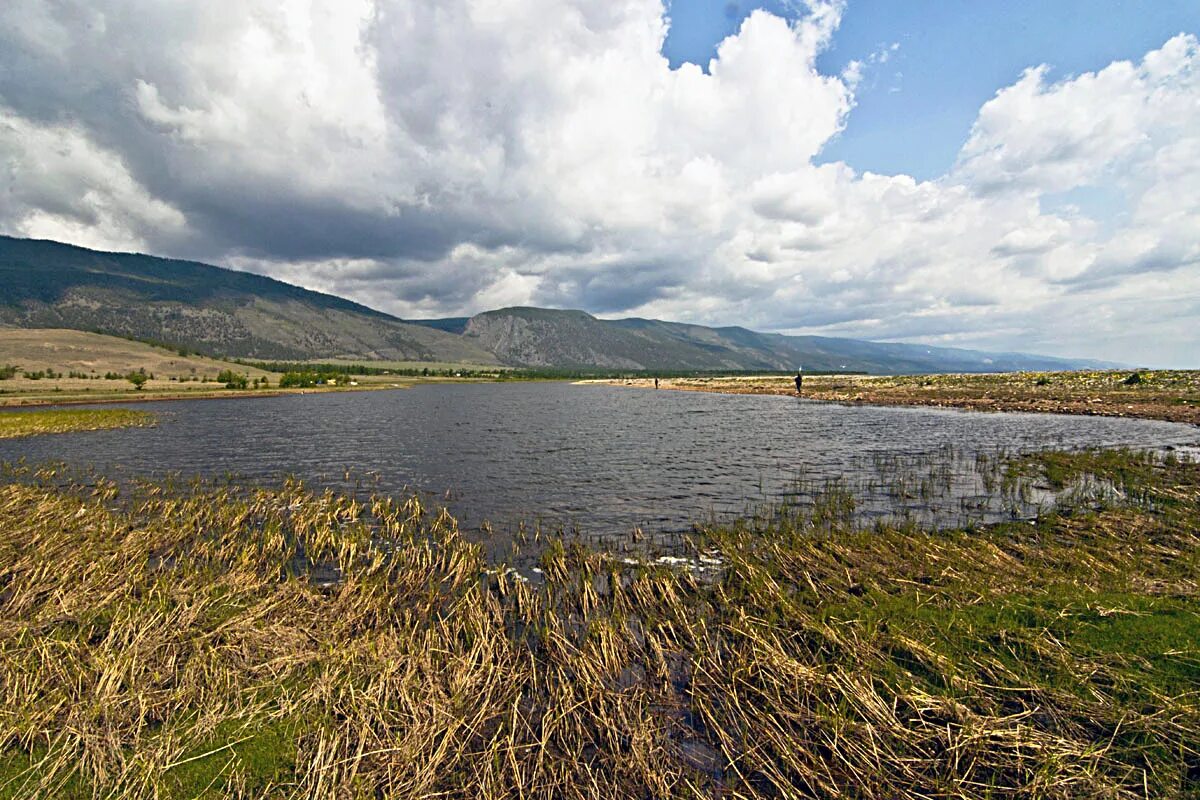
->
xmin=0 ymin=450 xmax=1196 ymax=798
xmin=0 ymin=409 xmax=154 ymax=439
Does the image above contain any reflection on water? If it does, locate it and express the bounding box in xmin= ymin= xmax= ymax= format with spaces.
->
xmin=1 ymin=383 xmax=1195 ymax=555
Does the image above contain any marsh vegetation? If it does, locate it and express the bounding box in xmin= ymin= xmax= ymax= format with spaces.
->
xmin=623 ymin=369 xmax=1200 ymax=425
xmin=0 ymin=409 xmax=154 ymax=439
xmin=0 ymin=447 xmax=1195 ymax=798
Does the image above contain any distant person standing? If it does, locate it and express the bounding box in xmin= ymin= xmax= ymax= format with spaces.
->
xmin=654 ymin=377 xmax=659 ymax=389
xmin=794 ymin=368 xmax=803 ymax=395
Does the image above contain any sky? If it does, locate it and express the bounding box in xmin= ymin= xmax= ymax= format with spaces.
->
xmin=1 ymin=1 xmax=1198 ymax=366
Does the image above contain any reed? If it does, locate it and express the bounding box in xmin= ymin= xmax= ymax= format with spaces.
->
xmin=0 ymin=409 xmax=154 ymax=439
xmin=0 ymin=449 xmax=1195 ymax=798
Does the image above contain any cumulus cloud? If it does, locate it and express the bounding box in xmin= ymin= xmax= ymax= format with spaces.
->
xmin=0 ymin=110 xmax=187 ymax=251
xmin=0 ymin=1 xmax=1197 ymax=365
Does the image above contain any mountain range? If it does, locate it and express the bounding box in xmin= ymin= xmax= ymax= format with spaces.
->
xmin=0 ymin=236 xmax=499 ymax=364
xmin=0 ymin=236 xmax=1114 ymax=373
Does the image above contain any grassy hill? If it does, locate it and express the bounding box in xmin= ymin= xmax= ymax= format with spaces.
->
xmin=0 ymin=329 xmax=275 ymax=381
xmin=0 ymin=236 xmax=500 ymax=364
xmin=0 ymin=328 xmax=285 ymax=404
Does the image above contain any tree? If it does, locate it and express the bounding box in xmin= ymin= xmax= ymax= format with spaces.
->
xmin=279 ymin=371 xmax=319 ymax=388
xmin=217 ymin=369 xmax=249 ymax=390
xmin=126 ymin=370 xmax=149 ymax=391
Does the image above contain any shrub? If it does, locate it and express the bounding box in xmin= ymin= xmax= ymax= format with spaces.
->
xmin=279 ymin=371 xmax=318 ymax=389
xmin=217 ymin=369 xmax=249 ymax=390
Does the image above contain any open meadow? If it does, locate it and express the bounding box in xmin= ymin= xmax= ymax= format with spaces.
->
xmin=0 ymin=329 xmax=486 ymax=407
xmin=0 ymin=329 xmax=276 ymax=406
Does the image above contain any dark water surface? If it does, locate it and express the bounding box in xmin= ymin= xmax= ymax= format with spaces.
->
xmin=2 ymin=383 xmax=1196 ymax=552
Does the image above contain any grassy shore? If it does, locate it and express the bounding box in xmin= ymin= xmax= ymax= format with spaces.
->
xmin=0 ymin=383 xmax=385 ymax=408
xmin=0 ymin=448 xmax=1195 ymax=798
xmin=0 ymin=375 xmax=506 ymax=409
xmin=0 ymin=408 xmax=154 ymax=439
xmin=604 ymin=369 xmax=1200 ymax=425
xmin=0 ymin=327 xmax=497 ymax=407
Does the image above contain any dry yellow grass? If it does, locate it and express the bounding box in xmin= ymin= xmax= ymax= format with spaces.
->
xmin=0 ymin=409 xmax=154 ymax=438
xmin=0 ymin=329 xmax=284 ymax=406
xmin=0 ymin=329 xmax=274 ymax=381
xmin=0 ymin=449 xmax=1195 ymax=798
xmin=0 ymin=329 xmax=489 ymax=407
xmin=608 ymin=370 xmax=1200 ymax=424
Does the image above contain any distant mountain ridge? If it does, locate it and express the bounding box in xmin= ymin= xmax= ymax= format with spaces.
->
xmin=447 ymin=307 xmax=1115 ymax=374
xmin=1 ymin=236 xmax=1114 ymax=373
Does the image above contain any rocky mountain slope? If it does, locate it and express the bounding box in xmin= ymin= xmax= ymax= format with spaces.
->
xmin=0 ymin=236 xmax=500 ymax=364
xmin=454 ymin=307 xmax=1113 ymax=373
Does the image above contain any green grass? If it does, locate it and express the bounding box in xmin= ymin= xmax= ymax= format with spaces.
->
xmin=155 ymin=718 xmax=300 ymax=799
xmin=0 ymin=408 xmax=154 ymax=438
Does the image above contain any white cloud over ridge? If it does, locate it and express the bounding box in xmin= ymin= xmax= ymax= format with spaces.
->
xmin=0 ymin=0 xmax=1197 ymax=365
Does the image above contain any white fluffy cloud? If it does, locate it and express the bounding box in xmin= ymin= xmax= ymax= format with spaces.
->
xmin=0 ymin=110 xmax=187 ymax=251
xmin=0 ymin=0 xmax=1197 ymax=365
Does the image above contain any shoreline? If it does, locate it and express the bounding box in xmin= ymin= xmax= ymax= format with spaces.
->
xmin=0 ymin=375 xmax=575 ymax=409
xmin=595 ymin=372 xmax=1200 ymax=426
xmin=0 ymin=388 xmax=300 ymax=408
xmin=0 ymin=380 xmax=459 ymax=409
xmin=7 ymin=371 xmax=1198 ymax=427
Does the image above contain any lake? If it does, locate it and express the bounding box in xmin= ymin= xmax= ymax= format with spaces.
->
xmin=2 ymin=383 xmax=1196 ymax=557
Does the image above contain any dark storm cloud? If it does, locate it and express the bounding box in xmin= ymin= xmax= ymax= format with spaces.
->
xmin=0 ymin=3 xmax=1197 ymax=366
xmin=533 ymin=260 xmax=686 ymax=314
xmin=0 ymin=2 xmax=578 ymax=270
xmin=1058 ymin=246 xmax=1199 ymax=290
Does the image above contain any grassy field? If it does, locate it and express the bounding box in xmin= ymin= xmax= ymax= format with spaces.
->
xmin=0 ymin=448 xmax=1195 ymax=797
xmin=0 ymin=329 xmax=513 ymax=407
xmin=0 ymin=408 xmax=154 ymax=438
xmin=608 ymin=369 xmax=1200 ymax=425
xmin=0 ymin=329 xmax=283 ymax=406
xmin=0 ymin=329 xmax=275 ymax=381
